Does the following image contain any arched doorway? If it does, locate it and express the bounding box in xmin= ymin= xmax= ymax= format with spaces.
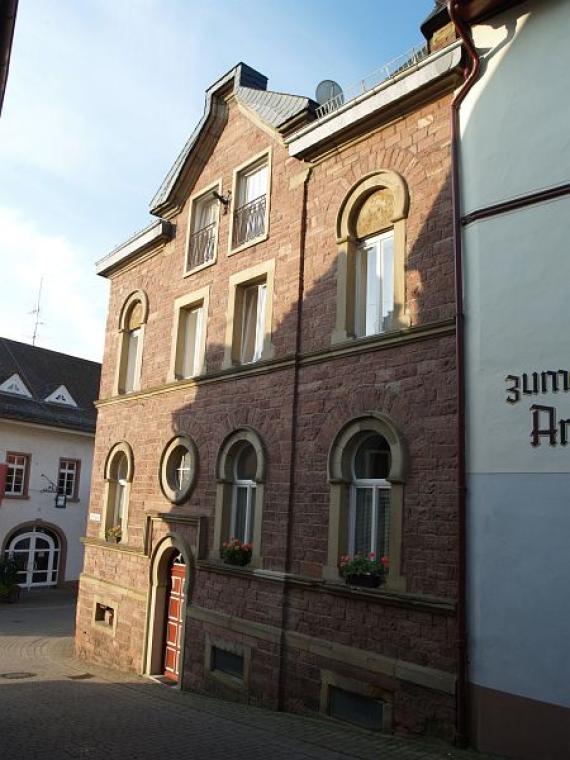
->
xmin=162 ymin=552 xmax=186 ymax=682
xmin=5 ymin=526 xmax=61 ymax=587
xmin=145 ymin=535 xmax=192 ymax=685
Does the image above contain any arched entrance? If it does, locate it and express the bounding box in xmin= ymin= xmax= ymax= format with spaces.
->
xmin=162 ymin=552 xmax=186 ymax=681
xmin=145 ymin=535 xmax=192 ymax=685
xmin=5 ymin=526 xmax=61 ymax=587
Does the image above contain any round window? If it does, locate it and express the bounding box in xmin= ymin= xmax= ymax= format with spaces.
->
xmin=159 ymin=436 xmax=198 ymax=504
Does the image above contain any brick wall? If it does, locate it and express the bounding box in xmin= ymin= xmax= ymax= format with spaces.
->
xmin=77 ymin=83 xmax=459 ymax=740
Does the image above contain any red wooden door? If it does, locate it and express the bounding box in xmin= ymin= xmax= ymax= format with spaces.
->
xmin=162 ymin=554 xmax=186 ymax=681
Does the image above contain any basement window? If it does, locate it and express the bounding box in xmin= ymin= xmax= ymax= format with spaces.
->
xmin=328 ymin=687 xmax=386 ymax=731
xmin=94 ymin=602 xmax=115 ymax=630
xmin=211 ymin=647 xmax=244 ymax=680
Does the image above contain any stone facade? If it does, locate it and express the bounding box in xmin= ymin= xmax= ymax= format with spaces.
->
xmin=77 ymin=50 xmax=460 ymax=740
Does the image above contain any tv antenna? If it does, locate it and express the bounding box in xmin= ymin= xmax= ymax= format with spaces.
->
xmin=30 ymin=277 xmax=44 ymax=346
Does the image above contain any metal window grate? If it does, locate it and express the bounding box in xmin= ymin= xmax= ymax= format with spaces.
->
xmin=188 ymin=222 xmax=217 ymax=270
xmin=232 ymin=195 xmax=266 ymax=247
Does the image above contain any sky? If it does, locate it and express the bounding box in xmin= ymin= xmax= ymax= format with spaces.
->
xmin=0 ymin=0 xmax=435 ymax=362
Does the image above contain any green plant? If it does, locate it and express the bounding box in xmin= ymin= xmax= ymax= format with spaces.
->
xmin=221 ymin=538 xmax=252 ymax=565
xmin=0 ymin=557 xmax=19 ymax=599
xmin=0 ymin=556 xmax=18 ymax=587
xmin=339 ymin=552 xmax=389 ymax=577
xmin=106 ymin=525 xmax=122 ymax=542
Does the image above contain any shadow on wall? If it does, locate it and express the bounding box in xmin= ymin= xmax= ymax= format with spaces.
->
xmin=162 ymin=165 xmax=456 ymax=587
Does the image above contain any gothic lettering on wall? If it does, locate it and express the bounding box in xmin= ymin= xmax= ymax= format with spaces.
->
xmin=505 ymin=371 xmax=570 ymax=447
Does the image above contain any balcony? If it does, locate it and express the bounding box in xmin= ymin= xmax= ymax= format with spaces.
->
xmin=187 ymin=222 xmax=217 ymax=271
xmin=232 ymin=195 xmax=267 ymax=248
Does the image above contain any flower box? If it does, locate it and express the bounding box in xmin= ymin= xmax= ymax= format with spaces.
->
xmin=339 ymin=553 xmax=389 ymax=589
xmin=223 ymin=556 xmax=250 ymax=567
xmin=221 ymin=538 xmax=252 ymax=567
xmin=345 ymin=573 xmax=383 ymax=589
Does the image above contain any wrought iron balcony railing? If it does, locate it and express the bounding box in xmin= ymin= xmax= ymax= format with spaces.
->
xmin=232 ymin=195 xmax=267 ymax=248
xmin=188 ymin=222 xmax=217 ymax=270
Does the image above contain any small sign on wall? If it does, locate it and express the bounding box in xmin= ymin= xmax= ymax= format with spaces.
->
xmin=89 ymin=513 xmax=101 ymax=523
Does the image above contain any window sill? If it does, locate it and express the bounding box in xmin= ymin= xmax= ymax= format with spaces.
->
xmin=80 ymin=536 xmax=145 ymax=556
xmin=197 ymin=560 xmax=454 ymax=614
xmin=183 ymin=256 xmax=217 ymax=278
xmin=3 ymin=494 xmax=29 ymax=500
xmin=207 ymin=668 xmax=246 ymax=692
xmin=228 ymin=231 xmax=268 ymax=257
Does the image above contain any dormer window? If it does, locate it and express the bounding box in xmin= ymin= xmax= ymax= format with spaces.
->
xmin=0 ymin=373 xmax=32 ymax=398
xmin=45 ymin=385 xmax=77 ymax=407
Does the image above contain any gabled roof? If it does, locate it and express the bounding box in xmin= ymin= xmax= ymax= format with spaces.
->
xmin=149 ymin=63 xmax=315 ymax=219
xmin=0 ymin=338 xmax=101 ymax=434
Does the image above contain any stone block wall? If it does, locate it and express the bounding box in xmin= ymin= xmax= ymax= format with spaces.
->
xmin=77 ymin=80 xmax=459 ymax=740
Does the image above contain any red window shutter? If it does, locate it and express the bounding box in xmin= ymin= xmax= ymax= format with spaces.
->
xmin=0 ymin=463 xmax=7 ymax=503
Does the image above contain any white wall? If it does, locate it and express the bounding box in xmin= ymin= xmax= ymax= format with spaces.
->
xmin=460 ymin=0 xmax=570 ymax=712
xmin=461 ymin=0 xmax=570 ymax=212
xmin=0 ymin=420 xmax=95 ymax=581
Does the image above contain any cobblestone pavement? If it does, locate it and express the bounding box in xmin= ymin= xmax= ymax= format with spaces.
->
xmin=0 ymin=589 xmax=502 ymax=760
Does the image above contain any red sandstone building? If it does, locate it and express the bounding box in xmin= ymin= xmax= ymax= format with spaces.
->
xmin=77 ymin=14 xmax=464 ymax=740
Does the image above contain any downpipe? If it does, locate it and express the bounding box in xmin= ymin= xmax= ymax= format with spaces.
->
xmin=447 ymin=0 xmax=481 ymax=748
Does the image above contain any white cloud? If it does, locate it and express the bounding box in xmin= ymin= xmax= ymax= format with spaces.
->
xmin=0 ymin=207 xmax=107 ymax=362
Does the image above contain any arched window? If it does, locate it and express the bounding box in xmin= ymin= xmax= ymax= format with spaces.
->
xmin=103 ymin=442 xmax=134 ymax=544
xmin=115 ymin=290 xmax=149 ymax=395
xmin=327 ymin=413 xmax=407 ymax=591
xmin=333 ymin=170 xmax=410 ymax=344
xmin=213 ymin=428 xmax=266 ymax=568
xmin=231 ymin=442 xmax=257 ymax=544
xmin=349 ymin=434 xmax=391 ymax=557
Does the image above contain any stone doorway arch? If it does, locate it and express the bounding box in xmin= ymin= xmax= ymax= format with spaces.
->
xmin=144 ymin=534 xmax=193 ymax=685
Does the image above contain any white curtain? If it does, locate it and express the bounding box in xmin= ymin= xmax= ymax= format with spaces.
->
xmin=240 ymin=164 xmax=267 ymax=206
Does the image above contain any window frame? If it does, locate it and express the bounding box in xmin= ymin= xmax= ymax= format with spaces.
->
xmin=213 ymin=428 xmax=266 ymax=568
xmin=184 ymin=179 xmax=222 ymax=276
xmin=204 ymin=633 xmax=251 ymax=691
xmin=223 ymin=259 xmax=275 ymax=369
xmin=168 ymin=286 xmax=210 ymax=382
xmin=4 ymin=451 xmax=31 ymax=499
xmin=58 ymin=458 xmax=81 ymax=502
xmin=326 ymin=413 xmax=407 ymax=591
xmin=228 ymin=149 xmax=272 ymax=255
xmin=159 ymin=435 xmax=198 ymax=505
xmin=114 ymin=290 xmax=149 ymax=396
xmin=354 ymin=229 xmax=395 ymax=338
xmin=101 ymin=442 xmax=134 ymax=544
xmin=332 ymin=170 xmax=410 ymax=346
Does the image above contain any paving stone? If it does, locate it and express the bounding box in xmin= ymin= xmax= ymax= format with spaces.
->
xmin=0 ymin=589 xmax=503 ymax=760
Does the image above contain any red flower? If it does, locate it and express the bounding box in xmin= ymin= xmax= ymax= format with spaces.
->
xmin=380 ymin=555 xmax=389 ymax=568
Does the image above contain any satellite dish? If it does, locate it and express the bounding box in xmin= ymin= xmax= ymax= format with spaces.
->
xmin=315 ymin=79 xmax=344 ymax=106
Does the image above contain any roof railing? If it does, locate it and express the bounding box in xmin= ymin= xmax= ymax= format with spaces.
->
xmin=315 ymin=44 xmax=430 ymax=121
